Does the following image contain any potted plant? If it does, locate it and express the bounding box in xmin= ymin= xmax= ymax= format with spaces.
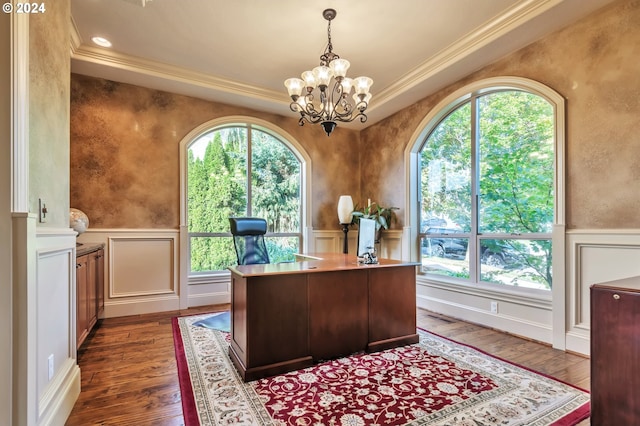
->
xmin=352 ymin=202 xmax=399 ymax=242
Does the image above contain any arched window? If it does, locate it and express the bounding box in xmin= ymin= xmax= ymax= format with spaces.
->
xmin=410 ymin=78 xmax=564 ymax=294
xmin=182 ymin=120 xmax=307 ymax=273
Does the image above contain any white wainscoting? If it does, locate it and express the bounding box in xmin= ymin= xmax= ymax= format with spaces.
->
xmin=81 ymin=227 xmax=640 ymax=356
xmin=187 ymin=273 xmax=230 ymax=307
xmin=416 ymin=278 xmax=553 ymax=344
xmin=418 ymin=229 xmax=640 ymax=356
xmin=565 ymin=229 xmax=640 ymax=355
xmin=78 ymin=229 xmax=181 ymax=317
xmin=81 ymin=228 xmax=409 ymax=312
xmin=310 ymin=230 xmax=359 ymax=255
xmin=185 ymin=228 xmax=407 ymax=308
xmin=308 ymin=229 xmax=405 ymax=259
xmin=35 ymin=227 xmax=81 ymax=426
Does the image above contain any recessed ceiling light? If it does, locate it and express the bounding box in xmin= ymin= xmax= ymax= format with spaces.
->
xmin=91 ymin=36 xmax=112 ymax=48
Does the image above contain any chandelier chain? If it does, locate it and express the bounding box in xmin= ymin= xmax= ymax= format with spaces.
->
xmin=321 ymin=17 xmax=339 ymax=65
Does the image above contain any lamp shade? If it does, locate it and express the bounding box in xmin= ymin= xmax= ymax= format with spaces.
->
xmin=284 ymin=78 xmax=304 ymax=98
xmin=301 ymin=70 xmax=317 ymax=89
xmin=354 ymin=76 xmax=373 ymax=95
xmin=313 ymin=65 xmax=334 ymax=88
xmin=340 ymin=77 xmax=353 ymax=95
xmin=329 ymin=58 xmax=350 ymax=78
xmin=337 ymin=195 xmax=354 ymax=224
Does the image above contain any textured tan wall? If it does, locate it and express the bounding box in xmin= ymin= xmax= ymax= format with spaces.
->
xmin=30 ymin=0 xmax=70 ymax=227
xmin=70 ymin=75 xmax=360 ymax=229
xmin=361 ymin=0 xmax=640 ymax=229
xmin=71 ymin=0 xmax=638 ymax=231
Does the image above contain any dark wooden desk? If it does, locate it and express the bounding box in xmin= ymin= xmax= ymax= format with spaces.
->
xmin=228 ymin=253 xmax=419 ymax=381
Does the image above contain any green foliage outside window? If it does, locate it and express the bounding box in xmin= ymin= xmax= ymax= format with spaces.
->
xmin=187 ymin=125 xmax=301 ymax=272
xmin=420 ymin=90 xmax=554 ymax=290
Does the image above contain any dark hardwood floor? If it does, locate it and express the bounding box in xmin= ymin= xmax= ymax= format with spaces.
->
xmin=65 ymin=305 xmax=591 ymax=426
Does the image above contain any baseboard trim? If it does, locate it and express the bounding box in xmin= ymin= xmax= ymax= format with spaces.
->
xmin=565 ymin=330 xmax=590 ymax=356
xmin=39 ymin=363 xmax=80 ymax=426
xmin=103 ymin=295 xmax=180 ymax=318
xmin=417 ymin=294 xmax=552 ymax=345
xmin=187 ymin=292 xmax=230 ymax=307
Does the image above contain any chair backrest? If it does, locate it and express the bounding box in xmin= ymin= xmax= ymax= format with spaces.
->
xmin=229 ymin=217 xmax=270 ymax=265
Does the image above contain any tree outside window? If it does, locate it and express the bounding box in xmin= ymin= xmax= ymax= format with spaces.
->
xmin=419 ymin=90 xmax=554 ymax=291
xmin=187 ymin=125 xmax=302 ymax=273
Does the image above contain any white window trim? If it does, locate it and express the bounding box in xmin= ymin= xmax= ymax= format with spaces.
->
xmin=178 ymin=116 xmax=313 ymax=283
xmin=405 ymin=77 xmax=568 ymax=348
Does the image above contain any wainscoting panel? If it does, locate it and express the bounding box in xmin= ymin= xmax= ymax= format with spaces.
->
xmin=36 ymin=247 xmax=74 ymax=402
xmin=416 ymin=277 xmax=553 ymax=344
xmin=310 ymin=230 xmax=357 ymax=254
xmin=78 ymin=229 xmax=180 ymax=317
xmin=309 ymin=229 xmax=403 ymax=258
xmin=566 ymin=230 xmax=640 ymax=355
xmin=109 ymin=237 xmax=175 ymax=297
xmin=34 ymin=227 xmax=81 ymax=426
xmin=187 ymin=274 xmax=230 ymax=307
xmin=377 ymin=230 xmax=403 ymax=260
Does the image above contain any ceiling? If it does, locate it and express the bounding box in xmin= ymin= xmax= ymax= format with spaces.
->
xmin=70 ymin=0 xmax=614 ymax=129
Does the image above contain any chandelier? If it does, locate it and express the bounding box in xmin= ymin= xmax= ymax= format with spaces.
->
xmin=284 ymin=9 xmax=373 ymax=137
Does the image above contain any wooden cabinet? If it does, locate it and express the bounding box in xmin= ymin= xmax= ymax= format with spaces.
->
xmin=76 ymin=255 xmax=89 ymax=348
xmin=76 ymin=246 xmax=104 ymax=349
xmin=590 ymin=276 xmax=640 ymax=425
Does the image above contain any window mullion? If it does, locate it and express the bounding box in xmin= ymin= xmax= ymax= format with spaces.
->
xmin=247 ymin=124 xmax=252 ymax=217
xmin=470 ymin=94 xmax=480 ymax=282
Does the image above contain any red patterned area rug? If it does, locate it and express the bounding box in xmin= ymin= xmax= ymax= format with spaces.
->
xmin=172 ymin=313 xmax=589 ymax=426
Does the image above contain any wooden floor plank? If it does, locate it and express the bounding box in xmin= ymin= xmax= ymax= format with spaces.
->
xmin=65 ymin=305 xmax=591 ymax=425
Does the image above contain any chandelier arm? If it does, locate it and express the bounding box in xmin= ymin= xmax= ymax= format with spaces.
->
xmin=328 ymin=82 xmax=349 ymax=121
xmin=325 ymin=82 xmax=369 ymax=123
xmin=304 ymin=114 xmax=326 ymax=124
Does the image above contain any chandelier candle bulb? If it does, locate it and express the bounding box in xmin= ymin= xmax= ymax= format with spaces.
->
xmin=341 ymin=78 xmax=353 ymax=94
xmin=284 ymin=8 xmax=373 ymax=136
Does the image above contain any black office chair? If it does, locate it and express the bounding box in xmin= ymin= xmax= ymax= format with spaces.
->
xmin=229 ymin=217 xmax=270 ymax=265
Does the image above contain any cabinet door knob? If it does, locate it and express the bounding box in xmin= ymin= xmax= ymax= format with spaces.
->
xmin=613 ymin=294 xmax=620 ymax=300
xmin=76 ymin=263 xmax=82 ymax=268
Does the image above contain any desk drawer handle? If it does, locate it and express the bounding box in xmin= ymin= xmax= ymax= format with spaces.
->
xmin=613 ymin=294 xmax=620 ymax=300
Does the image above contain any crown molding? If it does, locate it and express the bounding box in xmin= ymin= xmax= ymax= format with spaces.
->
xmin=68 ymin=0 xmax=566 ymax=120
xmin=69 ymin=15 xmax=82 ymax=54
xmin=69 ymin=19 xmax=287 ymax=107
xmin=371 ymin=0 xmax=563 ymax=108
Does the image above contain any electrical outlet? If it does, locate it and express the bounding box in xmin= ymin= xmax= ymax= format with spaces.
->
xmin=490 ymin=301 xmax=498 ymax=314
xmin=39 ymin=198 xmax=48 ymax=223
xmin=48 ymin=354 xmax=54 ymax=380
